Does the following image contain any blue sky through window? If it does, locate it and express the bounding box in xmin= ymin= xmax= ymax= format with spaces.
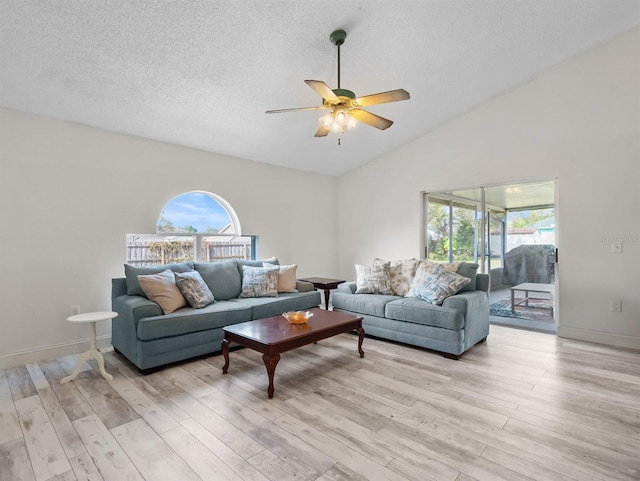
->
xmin=158 ymin=192 xmax=231 ymax=233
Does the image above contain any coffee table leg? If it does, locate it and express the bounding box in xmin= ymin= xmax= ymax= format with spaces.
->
xmin=221 ymin=339 xmax=230 ymax=374
xmin=357 ymin=327 xmax=365 ymax=358
xmin=262 ymin=353 xmax=281 ymax=398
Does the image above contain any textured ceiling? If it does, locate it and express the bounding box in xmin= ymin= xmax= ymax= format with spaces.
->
xmin=1 ymin=1 xmax=639 ymax=176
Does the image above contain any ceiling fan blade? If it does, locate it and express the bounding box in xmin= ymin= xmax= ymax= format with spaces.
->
xmin=355 ymin=89 xmax=410 ymax=107
xmin=265 ymin=105 xmax=330 ymax=114
xmin=350 ymin=108 xmax=393 ymax=130
xmin=305 ymin=80 xmax=340 ymax=102
xmin=314 ymin=124 xmax=330 ymax=137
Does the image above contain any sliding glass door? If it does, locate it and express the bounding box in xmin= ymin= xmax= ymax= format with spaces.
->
xmin=426 ymin=195 xmax=479 ymax=264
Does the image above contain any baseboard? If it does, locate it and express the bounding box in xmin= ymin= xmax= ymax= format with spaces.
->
xmin=557 ymin=325 xmax=640 ymax=351
xmin=0 ymin=335 xmax=112 ymax=370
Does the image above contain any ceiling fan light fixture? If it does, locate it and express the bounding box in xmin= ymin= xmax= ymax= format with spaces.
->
xmin=319 ymin=108 xmax=358 ymax=134
xmin=319 ymin=112 xmax=334 ymax=129
xmin=333 ymin=108 xmax=350 ymax=127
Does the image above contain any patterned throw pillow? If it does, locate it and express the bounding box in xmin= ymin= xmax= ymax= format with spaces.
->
xmin=421 ymin=260 xmax=478 ymax=291
xmin=137 ymin=269 xmax=188 ymax=314
xmin=406 ymin=262 xmax=471 ymax=305
xmin=174 ymin=270 xmax=215 ymax=308
xmin=264 ymin=262 xmax=298 ymax=293
xmin=355 ymin=262 xmax=393 ymax=295
xmin=373 ymin=258 xmax=420 ymax=296
xmin=239 ymin=266 xmax=279 ymax=298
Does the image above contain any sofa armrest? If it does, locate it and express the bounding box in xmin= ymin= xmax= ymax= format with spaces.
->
xmin=442 ymin=290 xmax=490 ymax=350
xmin=337 ymin=282 xmax=357 ymax=294
xmin=111 ymin=294 xmax=162 ymax=365
xmin=295 ymin=280 xmax=315 ymax=292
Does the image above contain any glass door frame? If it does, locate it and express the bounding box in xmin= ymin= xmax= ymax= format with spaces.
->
xmin=424 ymin=192 xmax=506 ymax=273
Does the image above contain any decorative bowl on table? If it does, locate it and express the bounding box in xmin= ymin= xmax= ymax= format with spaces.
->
xmin=283 ymin=311 xmax=313 ymax=325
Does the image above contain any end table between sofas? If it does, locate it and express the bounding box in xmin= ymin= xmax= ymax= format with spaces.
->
xmin=298 ymin=277 xmax=345 ymax=310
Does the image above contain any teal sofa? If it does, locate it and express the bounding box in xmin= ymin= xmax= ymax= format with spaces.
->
xmin=111 ymin=259 xmax=321 ymax=373
xmin=332 ymin=272 xmax=489 ymax=359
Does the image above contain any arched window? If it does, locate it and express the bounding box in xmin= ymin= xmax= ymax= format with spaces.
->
xmin=156 ymin=191 xmax=241 ymax=235
xmin=127 ymin=191 xmax=255 ymax=266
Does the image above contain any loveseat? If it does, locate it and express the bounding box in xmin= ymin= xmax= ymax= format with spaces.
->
xmin=111 ymin=258 xmax=321 ymax=373
xmin=331 ymin=260 xmax=489 ymax=359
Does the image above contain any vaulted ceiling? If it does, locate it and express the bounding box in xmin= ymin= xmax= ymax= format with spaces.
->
xmin=2 ymin=1 xmax=639 ymax=176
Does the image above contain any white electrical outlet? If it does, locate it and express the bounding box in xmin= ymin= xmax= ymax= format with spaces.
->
xmin=611 ymin=300 xmax=622 ymax=312
xmin=70 ymin=305 xmax=81 ymax=316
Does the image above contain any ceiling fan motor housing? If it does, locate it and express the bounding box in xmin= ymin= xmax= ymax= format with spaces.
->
xmin=330 ymin=29 xmax=347 ymax=46
xmin=332 ymin=88 xmax=355 ymax=99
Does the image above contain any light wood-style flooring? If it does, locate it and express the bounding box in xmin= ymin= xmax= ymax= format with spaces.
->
xmin=1 ymin=325 xmax=639 ymax=481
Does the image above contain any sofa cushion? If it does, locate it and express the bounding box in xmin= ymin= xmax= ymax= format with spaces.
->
xmin=385 ymin=297 xmax=465 ymax=330
xmin=407 ymin=263 xmax=470 ymax=305
xmin=174 ymin=270 xmax=215 ymax=308
xmin=137 ymin=269 xmax=188 ymax=314
xmin=230 ymin=290 xmax=321 ymax=319
xmin=194 ymin=260 xmax=242 ymax=301
xmin=355 ymin=263 xmax=393 ymax=295
xmin=264 ymin=262 xmax=297 ymax=293
xmin=125 ymin=262 xmax=194 ymax=297
xmin=331 ymin=292 xmax=397 ymax=317
xmin=452 ymin=262 xmax=479 ymax=292
xmin=236 ymin=257 xmax=278 ymax=276
xmin=136 ymin=300 xmax=252 ymax=341
xmin=374 ymin=258 xmax=420 ymax=296
xmin=239 ymin=266 xmax=279 ymax=298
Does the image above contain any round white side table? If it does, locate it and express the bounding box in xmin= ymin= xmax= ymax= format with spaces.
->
xmin=60 ymin=311 xmax=117 ymax=384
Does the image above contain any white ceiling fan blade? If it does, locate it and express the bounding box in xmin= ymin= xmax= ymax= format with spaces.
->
xmin=305 ymin=80 xmax=340 ymax=103
xmin=266 ymin=105 xmax=330 ymax=114
xmin=355 ymin=89 xmax=410 ymax=107
xmin=350 ymin=108 xmax=393 ymax=130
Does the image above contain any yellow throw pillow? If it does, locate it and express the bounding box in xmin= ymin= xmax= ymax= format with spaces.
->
xmin=137 ymin=269 xmax=188 ymax=314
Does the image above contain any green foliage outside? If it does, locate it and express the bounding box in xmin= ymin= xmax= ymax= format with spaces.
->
xmin=147 ymin=240 xmax=193 ymax=263
xmin=428 ymin=203 xmax=555 ymax=263
xmin=508 ymin=208 xmax=554 ymax=229
xmin=427 ymin=204 xmax=477 ymax=262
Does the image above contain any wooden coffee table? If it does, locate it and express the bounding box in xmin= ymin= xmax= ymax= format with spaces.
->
xmin=222 ymin=308 xmax=364 ymax=398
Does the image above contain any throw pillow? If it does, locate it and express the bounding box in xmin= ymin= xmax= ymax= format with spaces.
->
xmin=421 ymin=260 xmax=479 ymax=292
xmin=239 ymin=266 xmax=279 ymax=298
xmin=124 ymin=262 xmax=194 ymax=297
xmin=373 ymin=257 xmax=420 ymax=296
xmin=174 ymin=270 xmax=215 ymax=308
xmin=407 ymin=262 xmax=471 ymax=305
xmin=137 ymin=269 xmax=188 ymax=314
xmin=355 ymin=262 xmax=393 ymax=295
xmin=264 ymin=262 xmax=298 ymax=293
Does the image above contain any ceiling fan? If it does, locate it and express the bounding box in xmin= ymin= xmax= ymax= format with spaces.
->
xmin=266 ymin=29 xmax=410 ymax=138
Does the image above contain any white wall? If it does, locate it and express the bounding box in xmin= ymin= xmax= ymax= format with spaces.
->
xmin=338 ymin=28 xmax=640 ymax=349
xmin=0 ymin=110 xmax=338 ymax=367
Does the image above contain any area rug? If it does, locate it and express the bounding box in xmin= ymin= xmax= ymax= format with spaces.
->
xmin=489 ymin=299 xmax=554 ymax=323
